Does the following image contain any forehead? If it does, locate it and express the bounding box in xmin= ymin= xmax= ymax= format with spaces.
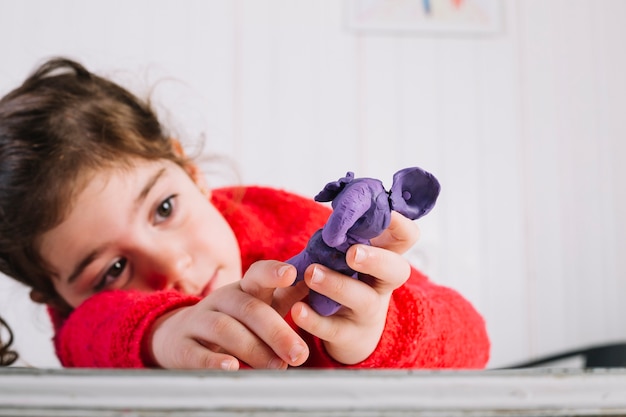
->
xmin=56 ymin=156 xmax=142 ymax=205
xmin=66 ymin=158 xmax=180 ymax=218
xmin=66 ymin=157 xmax=177 ymax=206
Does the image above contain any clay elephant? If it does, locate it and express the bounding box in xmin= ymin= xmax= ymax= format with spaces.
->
xmin=286 ymin=167 xmax=440 ymax=316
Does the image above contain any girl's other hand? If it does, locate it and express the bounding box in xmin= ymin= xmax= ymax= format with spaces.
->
xmin=291 ymin=212 xmax=419 ymax=364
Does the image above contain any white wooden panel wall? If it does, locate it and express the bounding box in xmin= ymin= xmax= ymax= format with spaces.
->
xmin=517 ymin=0 xmax=626 ymax=362
xmin=0 ymin=0 xmax=624 ymax=369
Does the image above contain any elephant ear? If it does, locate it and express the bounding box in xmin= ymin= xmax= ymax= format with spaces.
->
xmin=389 ymin=167 xmax=441 ymax=220
xmin=321 ymin=181 xmax=373 ymax=248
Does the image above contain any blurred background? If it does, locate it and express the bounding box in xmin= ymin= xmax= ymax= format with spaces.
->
xmin=0 ymin=0 xmax=624 ymax=369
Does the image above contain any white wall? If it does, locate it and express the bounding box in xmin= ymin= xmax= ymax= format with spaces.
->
xmin=0 ymin=0 xmax=624 ymax=368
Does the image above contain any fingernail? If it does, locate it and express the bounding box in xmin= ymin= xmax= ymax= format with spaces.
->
xmin=221 ymin=359 xmax=236 ymax=371
xmin=289 ymin=344 xmax=306 ymax=363
xmin=268 ymin=357 xmax=286 ymax=370
xmin=298 ymin=305 xmax=308 ymax=320
xmin=354 ymin=246 xmax=367 ymax=263
xmin=278 ymin=265 xmax=291 ymax=277
xmin=311 ymin=266 xmax=324 ymax=284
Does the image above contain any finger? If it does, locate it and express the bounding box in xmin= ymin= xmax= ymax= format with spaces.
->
xmin=370 ymin=211 xmax=420 ymax=254
xmin=291 ymin=301 xmax=340 ymax=342
xmin=272 ymin=280 xmax=310 ymax=316
xmin=303 ymin=264 xmax=382 ymax=317
xmin=193 ymin=310 xmax=290 ymax=370
xmin=240 ymin=260 xmax=308 ymax=316
xmin=239 ymin=260 xmax=297 ymax=303
xmin=291 ymin=302 xmax=367 ymax=365
xmin=166 ymin=339 xmax=241 ymax=370
xmin=210 ymin=289 xmax=309 ymax=367
xmin=346 ymin=244 xmax=411 ymax=293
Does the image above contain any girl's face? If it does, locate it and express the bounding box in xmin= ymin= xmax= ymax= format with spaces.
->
xmin=38 ymin=159 xmax=242 ymax=308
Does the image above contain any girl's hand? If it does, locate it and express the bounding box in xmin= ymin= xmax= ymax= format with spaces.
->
xmin=290 ymin=212 xmax=420 ymax=364
xmin=147 ymin=262 xmax=310 ymax=370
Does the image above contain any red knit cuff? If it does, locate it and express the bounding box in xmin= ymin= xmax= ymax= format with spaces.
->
xmin=348 ymin=286 xmax=419 ymax=368
xmin=56 ymin=290 xmax=199 ymax=368
xmin=119 ymin=291 xmax=200 ymax=367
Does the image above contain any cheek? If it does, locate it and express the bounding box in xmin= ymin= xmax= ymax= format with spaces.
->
xmin=189 ymin=203 xmax=240 ymax=262
xmin=205 ymin=220 xmax=240 ymax=261
xmin=208 ymin=217 xmax=241 ymax=265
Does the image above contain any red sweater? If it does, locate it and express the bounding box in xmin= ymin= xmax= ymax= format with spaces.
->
xmin=51 ymin=186 xmax=490 ymax=368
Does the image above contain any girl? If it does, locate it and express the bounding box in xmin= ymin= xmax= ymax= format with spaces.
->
xmin=0 ymin=58 xmax=489 ymax=369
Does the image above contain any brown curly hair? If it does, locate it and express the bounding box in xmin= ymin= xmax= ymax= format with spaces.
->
xmin=0 ymin=315 xmax=17 ymax=366
xmin=0 ymin=58 xmax=189 ymax=315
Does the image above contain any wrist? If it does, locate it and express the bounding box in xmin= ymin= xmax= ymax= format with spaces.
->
xmin=141 ymin=307 xmax=185 ymax=368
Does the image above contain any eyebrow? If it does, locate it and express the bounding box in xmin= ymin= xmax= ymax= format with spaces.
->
xmin=135 ymin=167 xmax=167 ymax=208
xmin=65 ymin=167 xmax=168 ymax=285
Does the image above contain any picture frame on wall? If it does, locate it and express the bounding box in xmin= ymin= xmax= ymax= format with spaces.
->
xmin=345 ymin=0 xmax=503 ymax=35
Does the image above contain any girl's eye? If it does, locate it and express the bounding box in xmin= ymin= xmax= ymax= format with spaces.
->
xmin=155 ymin=196 xmax=175 ymax=222
xmin=95 ymin=258 xmax=127 ymax=291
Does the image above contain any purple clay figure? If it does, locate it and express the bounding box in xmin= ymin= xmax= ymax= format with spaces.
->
xmin=286 ymin=167 xmax=441 ymax=316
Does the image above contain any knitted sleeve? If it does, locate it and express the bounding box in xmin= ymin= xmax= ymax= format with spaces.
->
xmin=53 ymin=290 xmax=199 ymax=368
